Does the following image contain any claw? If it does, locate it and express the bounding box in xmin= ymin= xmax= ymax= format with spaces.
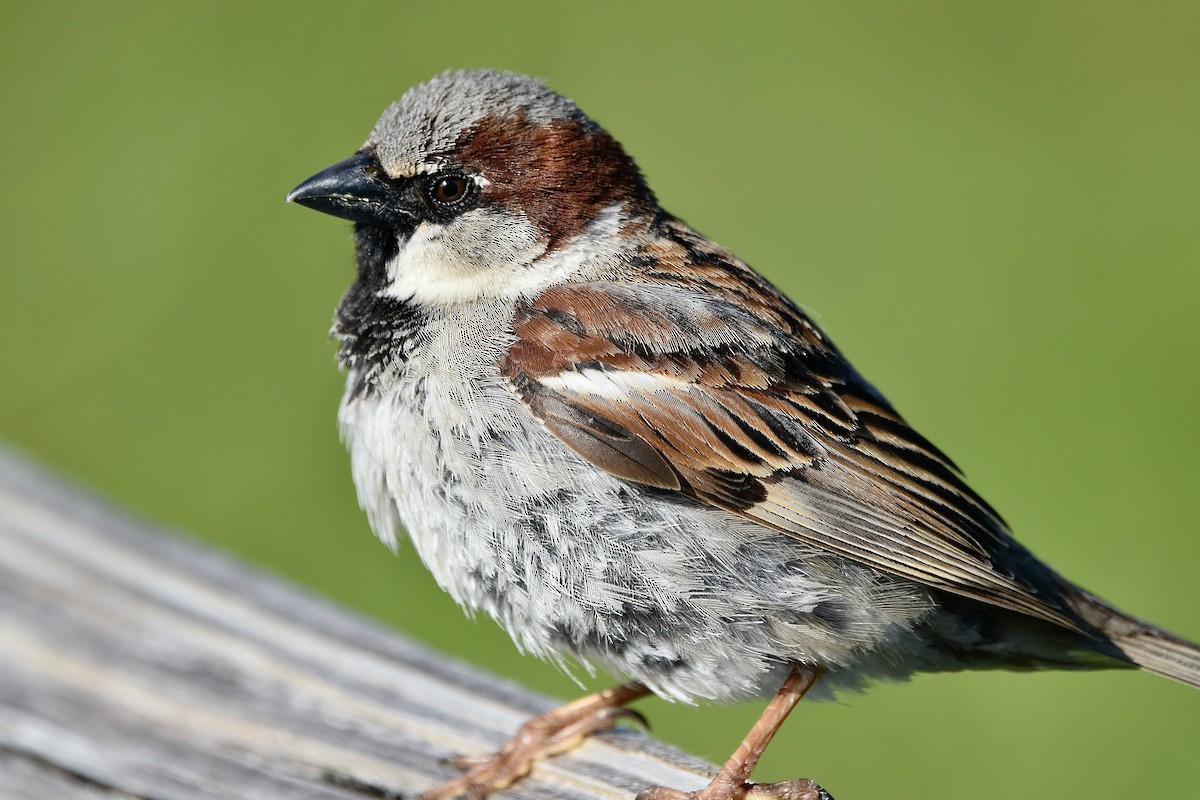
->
xmin=441 ymin=752 xmax=490 ymax=771
xmin=638 ymin=778 xmax=830 ymax=800
xmin=745 ymin=779 xmax=831 ymax=800
xmin=607 ymin=705 xmax=651 ymax=731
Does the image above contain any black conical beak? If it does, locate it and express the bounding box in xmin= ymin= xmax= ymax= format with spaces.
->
xmin=286 ymin=151 xmax=408 ymax=227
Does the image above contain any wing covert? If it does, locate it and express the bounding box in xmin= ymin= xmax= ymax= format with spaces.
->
xmin=503 ymin=265 xmax=1080 ymax=630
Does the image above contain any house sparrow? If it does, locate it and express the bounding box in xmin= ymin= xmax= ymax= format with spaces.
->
xmin=287 ymin=69 xmax=1200 ymax=800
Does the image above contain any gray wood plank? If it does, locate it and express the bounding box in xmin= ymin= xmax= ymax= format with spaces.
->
xmin=0 ymin=449 xmax=719 ymax=800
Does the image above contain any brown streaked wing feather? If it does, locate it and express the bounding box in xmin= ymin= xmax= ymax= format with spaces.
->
xmin=503 ymin=266 xmax=1080 ymax=631
xmin=517 ymin=380 xmax=681 ymax=490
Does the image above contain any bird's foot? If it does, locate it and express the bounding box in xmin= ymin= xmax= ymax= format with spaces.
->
xmin=637 ymin=667 xmax=830 ymax=800
xmin=638 ymin=777 xmax=832 ymax=800
xmin=416 ymin=683 xmax=649 ymax=800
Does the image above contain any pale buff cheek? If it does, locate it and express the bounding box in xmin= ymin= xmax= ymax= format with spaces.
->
xmin=382 ymin=210 xmax=547 ymax=306
xmin=380 ymin=202 xmax=632 ymax=308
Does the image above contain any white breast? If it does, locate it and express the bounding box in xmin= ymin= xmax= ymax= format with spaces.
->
xmin=336 ymin=299 xmax=938 ymax=704
xmin=338 ymin=301 xmax=607 ymax=610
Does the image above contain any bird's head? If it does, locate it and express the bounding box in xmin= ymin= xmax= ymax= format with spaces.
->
xmin=287 ymin=69 xmax=655 ymax=307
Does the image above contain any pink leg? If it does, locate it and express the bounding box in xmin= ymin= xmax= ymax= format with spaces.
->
xmin=417 ymin=682 xmax=650 ymax=800
xmin=637 ymin=666 xmax=831 ymax=800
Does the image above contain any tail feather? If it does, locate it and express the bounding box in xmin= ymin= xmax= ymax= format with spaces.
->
xmin=1112 ymin=627 xmax=1200 ymax=689
xmin=1064 ymin=587 xmax=1200 ymax=689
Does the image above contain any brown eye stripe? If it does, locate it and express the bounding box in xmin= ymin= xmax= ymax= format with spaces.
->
xmin=453 ymin=113 xmax=655 ymax=251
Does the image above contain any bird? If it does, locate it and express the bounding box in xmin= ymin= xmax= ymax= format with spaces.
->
xmin=287 ymin=69 xmax=1200 ymax=800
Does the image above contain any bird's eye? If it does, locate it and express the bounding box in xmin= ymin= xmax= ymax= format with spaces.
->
xmin=429 ymin=173 xmax=471 ymax=206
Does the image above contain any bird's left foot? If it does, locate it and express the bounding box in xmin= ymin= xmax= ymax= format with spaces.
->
xmin=637 ymin=667 xmax=830 ymax=800
xmin=638 ymin=776 xmax=832 ymax=800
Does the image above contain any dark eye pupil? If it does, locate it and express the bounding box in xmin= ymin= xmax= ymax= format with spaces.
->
xmin=434 ymin=176 xmax=467 ymax=204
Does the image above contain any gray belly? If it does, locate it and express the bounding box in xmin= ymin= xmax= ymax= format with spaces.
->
xmin=340 ymin=328 xmax=938 ymax=702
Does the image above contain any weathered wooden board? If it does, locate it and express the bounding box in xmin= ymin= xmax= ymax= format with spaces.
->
xmin=0 ymin=449 xmax=718 ymax=799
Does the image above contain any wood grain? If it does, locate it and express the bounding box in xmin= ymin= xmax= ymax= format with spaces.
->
xmin=0 ymin=448 xmax=717 ymax=800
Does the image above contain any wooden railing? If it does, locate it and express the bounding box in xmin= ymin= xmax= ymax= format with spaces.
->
xmin=0 ymin=448 xmax=718 ymax=799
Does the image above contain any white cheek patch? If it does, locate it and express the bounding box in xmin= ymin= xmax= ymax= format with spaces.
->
xmin=382 ymin=223 xmax=483 ymax=305
xmin=380 ymin=202 xmax=629 ymax=307
xmin=380 ymin=211 xmax=551 ymax=305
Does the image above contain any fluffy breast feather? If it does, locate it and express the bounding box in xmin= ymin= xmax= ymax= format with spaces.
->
xmin=338 ymin=299 xmax=939 ymax=702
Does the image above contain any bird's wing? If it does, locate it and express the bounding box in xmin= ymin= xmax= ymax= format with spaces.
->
xmin=502 ymin=264 xmax=1079 ymax=630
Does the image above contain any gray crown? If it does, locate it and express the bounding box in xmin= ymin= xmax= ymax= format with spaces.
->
xmin=366 ymin=69 xmax=591 ymax=176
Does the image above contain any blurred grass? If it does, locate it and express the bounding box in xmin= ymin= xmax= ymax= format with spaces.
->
xmin=2 ymin=2 xmax=1198 ymax=799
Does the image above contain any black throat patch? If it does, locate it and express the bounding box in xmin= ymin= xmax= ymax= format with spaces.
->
xmin=335 ymin=224 xmax=427 ymax=399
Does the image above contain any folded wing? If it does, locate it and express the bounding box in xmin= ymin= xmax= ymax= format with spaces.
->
xmin=503 ymin=269 xmax=1081 ymax=631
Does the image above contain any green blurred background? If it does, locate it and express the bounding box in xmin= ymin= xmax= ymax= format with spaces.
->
xmin=2 ymin=2 xmax=1198 ymax=798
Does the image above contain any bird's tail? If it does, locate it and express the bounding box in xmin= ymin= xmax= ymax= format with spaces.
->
xmin=1064 ymin=587 xmax=1200 ymax=689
